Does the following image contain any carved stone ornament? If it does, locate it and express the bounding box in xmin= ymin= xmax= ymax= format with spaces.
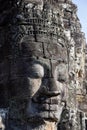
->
xmin=0 ymin=0 xmax=84 ymax=130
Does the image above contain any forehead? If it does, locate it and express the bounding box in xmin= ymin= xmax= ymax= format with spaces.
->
xmin=20 ymin=36 xmax=67 ymax=61
xmin=22 ymin=57 xmax=66 ymax=68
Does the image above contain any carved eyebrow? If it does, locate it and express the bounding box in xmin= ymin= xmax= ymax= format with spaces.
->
xmin=31 ymin=59 xmax=50 ymax=69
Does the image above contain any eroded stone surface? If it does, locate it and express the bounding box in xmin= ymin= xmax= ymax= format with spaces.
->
xmin=0 ymin=0 xmax=86 ymax=130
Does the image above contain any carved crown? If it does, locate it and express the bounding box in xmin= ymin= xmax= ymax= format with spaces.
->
xmin=5 ymin=0 xmax=68 ymax=61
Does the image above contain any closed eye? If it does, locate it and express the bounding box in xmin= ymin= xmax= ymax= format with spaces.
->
xmin=57 ymin=73 xmax=66 ymax=83
xmin=27 ymin=64 xmax=44 ymax=78
xmin=55 ymin=63 xmax=67 ymax=83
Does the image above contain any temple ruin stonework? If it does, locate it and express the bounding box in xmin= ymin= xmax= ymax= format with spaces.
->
xmin=0 ymin=0 xmax=87 ymax=130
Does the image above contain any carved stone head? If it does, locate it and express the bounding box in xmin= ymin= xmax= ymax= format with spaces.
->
xmin=0 ymin=0 xmax=69 ymax=129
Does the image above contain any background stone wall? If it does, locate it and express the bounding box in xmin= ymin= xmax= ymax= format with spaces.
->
xmin=0 ymin=0 xmax=87 ymax=130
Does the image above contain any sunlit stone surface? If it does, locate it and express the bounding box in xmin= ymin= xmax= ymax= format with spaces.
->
xmin=0 ymin=0 xmax=86 ymax=130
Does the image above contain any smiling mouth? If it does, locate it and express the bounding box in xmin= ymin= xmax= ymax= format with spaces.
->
xmin=26 ymin=99 xmax=64 ymax=123
xmin=26 ymin=97 xmax=65 ymax=122
xmin=27 ymin=117 xmax=58 ymax=123
xmin=32 ymin=97 xmax=62 ymax=112
xmin=38 ymin=103 xmax=59 ymax=111
xmin=27 ymin=115 xmax=58 ymax=123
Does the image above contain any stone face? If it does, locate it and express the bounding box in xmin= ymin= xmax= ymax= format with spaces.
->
xmin=0 ymin=0 xmax=86 ymax=130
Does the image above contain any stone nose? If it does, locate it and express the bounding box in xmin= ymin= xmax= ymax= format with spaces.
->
xmin=32 ymin=77 xmax=61 ymax=103
xmin=40 ymin=77 xmax=61 ymax=97
xmin=48 ymin=78 xmax=58 ymax=91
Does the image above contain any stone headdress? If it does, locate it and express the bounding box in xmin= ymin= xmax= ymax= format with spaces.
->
xmin=0 ymin=0 xmax=68 ymax=62
xmin=0 ymin=0 xmax=69 ymax=120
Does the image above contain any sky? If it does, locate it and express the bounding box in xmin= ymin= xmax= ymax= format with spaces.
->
xmin=73 ymin=0 xmax=87 ymax=43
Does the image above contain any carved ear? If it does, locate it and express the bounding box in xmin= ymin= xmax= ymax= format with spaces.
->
xmin=62 ymin=84 xmax=68 ymax=101
xmin=58 ymin=108 xmax=70 ymax=130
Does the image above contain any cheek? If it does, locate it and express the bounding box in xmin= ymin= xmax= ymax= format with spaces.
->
xmin=56 ymin=81 xmax=63 ymax=90
xmin=56 ymin=81 xmax=65 ymax=95
xmin=27 ymin=78 xmax=42 ymax=97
